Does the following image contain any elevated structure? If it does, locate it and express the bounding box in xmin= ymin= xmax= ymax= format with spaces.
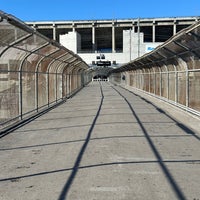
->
xmin=0 ymin=11 xmax=90 ymax=130
xmin=1 ymin=10 xmax=200 ymax=130
xmin=110 ymin=20 xmax=200 ymax=116
xmin=27 ymin=17 xmax=199 ymax=65
xmin=1 ymin=82 xmax=200 ymax=200
xmin=0 ymin=12 xmax=200 ymax=200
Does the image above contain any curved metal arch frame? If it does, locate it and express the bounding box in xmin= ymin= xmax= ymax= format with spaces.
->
xmin=45 ymin=53 xmax=75 ymax=104
xmin=109 ymin=22 xmax=200 ymax=118
xmin=0 ymin=11 xmax=89 ymax=128
xmin=46 ymin=54 xmax=77 ymax=101
xmin=47 ymin=52 xmax=72 ymax=73
xmin=18 ymin=42 xmax=50 ymax=118
xmin=0 ymin=33 xmax=34 ymax=58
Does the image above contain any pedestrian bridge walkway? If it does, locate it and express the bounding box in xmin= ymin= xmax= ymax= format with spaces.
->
xmin=0 ymin=82 xmax=200 ymax=200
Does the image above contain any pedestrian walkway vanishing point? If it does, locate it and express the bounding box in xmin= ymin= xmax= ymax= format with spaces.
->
xmin=0 ymin=82 xmax=200 ymax=200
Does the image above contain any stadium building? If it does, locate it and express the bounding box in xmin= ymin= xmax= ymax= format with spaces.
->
xmin=27 ymin=17 xmax=199 ymax=67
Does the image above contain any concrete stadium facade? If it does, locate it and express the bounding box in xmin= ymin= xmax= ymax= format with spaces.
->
xmin=26 ymin=17 xmax=199 ymax=66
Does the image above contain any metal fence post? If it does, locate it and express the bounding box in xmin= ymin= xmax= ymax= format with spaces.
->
xmin=36 ymin=71 xmax=39 ymax=112
xmin=19 ymin=70 xmax=23 ymax=120
xmin=186 ymin=70 xmax=189 ymax=108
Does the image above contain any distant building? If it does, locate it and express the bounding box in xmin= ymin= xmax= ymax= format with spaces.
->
xmin=26 ymin=16 xmax=199 ymax=66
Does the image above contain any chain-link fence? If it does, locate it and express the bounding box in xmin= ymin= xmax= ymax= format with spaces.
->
xmin=110 ymin=20 xmax=200 ymax=116
xmin=0 ymin=11 xmax=90 ymax=131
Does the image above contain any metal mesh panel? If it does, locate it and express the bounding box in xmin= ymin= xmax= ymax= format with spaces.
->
xmin=187 ymin=57 xmax=200 ymax=70
xmin=57 ymin=74 xmax=63 ymax=100
xmin=14 ymin=35 xmax=47 ymax=52
xmin=71 ymin=74 xmax=77 ymax=93
xmin=111 ymin=20 xmax=200 ymax=116
xmin=49 ymin=73 xmax=56 ymax=103
xmin=177 ymin=72 xmax=186 ymax=105
xmin=129 ymin=73 xmax=134 ymax=86
xmin=62 ymin=74 xmax=67 ymax=97
xmin=155 ymin=72 xmax=161 ymax=96
xmin=23 ymin=54 xmax=43 ymax=72
xmin=161 ymin=73 xmax=168 ymax=98
xmin=0 ymin=47 xmax=26 ymax=71
xmin=0 ymin=19 xmax=28 ymax=48
xmin=168 ymin=72 xmax=176 ymax=101
xmin=0 ymin=71 xmax=19 ymax=125
xmin=189 ymin=71 xmax=200 ymax=111
xmin=139 ymin=73 xmax=144 ymax=90
xmin=0 ymin=11 xmax=88 ymax=130
xmin=144 ymin=73 xmax=150 ymax=92
xmin=22 ymin=72 xmax=36 ymax=114
xmin=149 ymin=73 xmax=155 ymax=94
xmin=38 ymin=73 xmax=48 ymax=108
xmin=67 ymin=74 xmax=71 ymax=95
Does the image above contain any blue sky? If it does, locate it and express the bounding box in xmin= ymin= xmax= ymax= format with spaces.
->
xmin=1 ymin=0 xmax=200 ymax=21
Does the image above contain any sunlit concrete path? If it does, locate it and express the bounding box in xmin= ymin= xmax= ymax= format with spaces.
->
xmin=0 ymin=82 xmax=200 ymax=200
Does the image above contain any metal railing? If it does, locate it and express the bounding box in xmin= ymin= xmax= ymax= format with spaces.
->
xmin=0 ymin=11 xmax=91 ymax=131
xmin=92 ymin=78 xmax=109 ymax=82
xmin=110 ymin=20 xmax=200 ymax=117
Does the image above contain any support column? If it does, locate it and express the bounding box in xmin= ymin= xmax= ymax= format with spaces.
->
xmin=152 ymin=20 xmax=156 ymax=42
xmin=112 ymin=21 xmax=116 ymax=53
xmin=137 ymin=18 xmax=140 ymax=57
xmin=173 ymin=20 xmax=177 ymax=35
xmin=129 ymin=28 xmax=132 ymax=61
xmin=72 ymin=23 xmax=75 ymax=32
xmin=53 ymin=23 xmax=56 ymax=41
xmin=128 ymin=21 xmax=135 ymax=61
xmin=132 ymin=20 xmax=135 ymax=32
xmin=92 ymin=23 xmax=96 ymax=52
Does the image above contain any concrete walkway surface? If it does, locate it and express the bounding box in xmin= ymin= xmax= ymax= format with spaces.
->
xmin=0 ymin=82 xmax=200 ymax=200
